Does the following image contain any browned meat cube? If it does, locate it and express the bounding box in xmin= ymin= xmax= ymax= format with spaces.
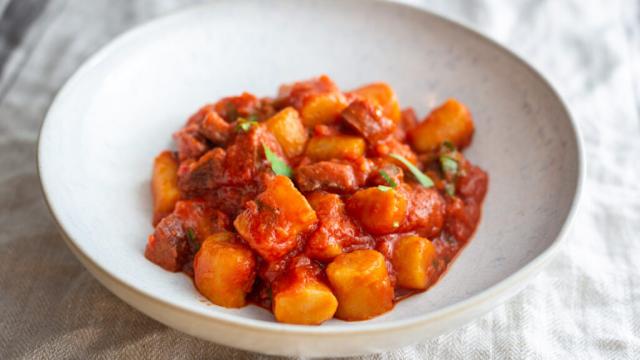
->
xmin=199 ymin=107 xmax=231 ymax=144
xmin=145 ymin=200 xmax=229 ymax=271
xmin=173 ymin=126 xmax=209 ymax=161
xmin=182 ymin=104 xmax=231 ymax=145
xmin=341 ymin=99 xmax=396 ymax=143
xmin=225 ymin=125 xmax=285 ymax=185
xmin=177 ymin=147 xmax=227 ymax=195
xmin=214 ymin=92 xmax=262 ymax=122
xmin=295 ymin=161 xmax=358 ymax=193
xmin=394 ymin=107 xmax=418 ymax=141
xmin=145 ymin=213 xmax=188 ymax=272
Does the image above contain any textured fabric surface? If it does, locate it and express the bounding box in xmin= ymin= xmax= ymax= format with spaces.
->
xmin=1 ymin=0 xmax=639 ymax=359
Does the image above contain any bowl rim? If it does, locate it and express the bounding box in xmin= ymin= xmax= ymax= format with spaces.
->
xmin=37 ymin=0 xmax=585 ymax=336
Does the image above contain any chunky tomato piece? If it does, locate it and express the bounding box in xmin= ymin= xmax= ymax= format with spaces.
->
xmin=234 ymin=176 xmax=318 ymax=261
xmin=304 ymin=192 xmax=371 ymax=261
xmin=398 ymin=184 xmax=446 ymax=238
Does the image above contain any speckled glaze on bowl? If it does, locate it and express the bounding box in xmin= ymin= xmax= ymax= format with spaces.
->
xmin=37 ymin=0 xmax=583 ymax=357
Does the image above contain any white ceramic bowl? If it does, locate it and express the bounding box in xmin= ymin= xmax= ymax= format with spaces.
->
xmin=38 ymin=0 xmax=583 ymax=357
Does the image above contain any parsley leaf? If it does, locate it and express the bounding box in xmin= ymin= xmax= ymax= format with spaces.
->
xmin=440 ymin=155 xmax=458 ymax=176
xmin=377 ymin=185 xmax=393 ymax=192
xmin=439 ymin=142 xmax=459 ymax=195
xmin=378 ymin=170 xmax=398 ymax=188
xmin=236 ymin=118 xmax=258 ymax=132
xmin=444 ymin=182 xmax=456 ymax=196
xmin=186 ymin=228 xmax=200 ymax=252
xmin=442 ymin=140 xmax=456 ymax=152
xmin=389 ymin=153 xmax=434 ymax=187
xmin=263 ymin=144 xmax=293 ymax=177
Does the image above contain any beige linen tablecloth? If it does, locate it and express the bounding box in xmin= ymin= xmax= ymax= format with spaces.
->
xmin=1 ymin=0 xmax=639 ymax=358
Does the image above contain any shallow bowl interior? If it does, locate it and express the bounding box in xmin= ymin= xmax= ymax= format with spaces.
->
xmin=38 ymin=0 xmax=581 ymax=356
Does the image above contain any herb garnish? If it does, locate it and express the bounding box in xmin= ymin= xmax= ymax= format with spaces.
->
xmin=377 ymin=185 xmax=393 ymax=192
xmin=440 ymin=155 xmax=458 ymax=176
xmin=379 ymin=170 xmax=398 ymax=188
xmin=186 ymin=228 xmax=199 ymax=252
xmin=389 ymin=153 xmax=434 ymax=187
xmin=236 ymin=118 xmax=258 ymax=132
xmin=263 ymin=144 xmax=293 ymax=177
xmin=442 ymin=140 xmax=456 ymax=152
xmin=439 ymin=142 xmax=459 ymax=196
xmin=444 ymin=182 xmax=456 ymax=196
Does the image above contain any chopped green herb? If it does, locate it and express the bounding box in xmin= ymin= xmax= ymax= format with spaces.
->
xmin=442 ymin=140 xmax=456 ymax=152
xmin=440 ymin=155 xmax=458 ymax=176
xmin=389 ymin=153 xmax=434 ymax=187
xmin=444 ymin=182 xmax=456 ymax=196
xmin=444 ymin=233 xmax=457 ymax=245
xmin=263 ymin=144 xmax=293 ymax=177
xmin=186 ymin=228 xmax=200 ymax=252
xmin=186 ymin=228 xmax=196 ymax=242
xmin=236 ymin=118 xmax=258 ymax=132
xmin=377 ymin=185 xmax=393 ymax=192
xmin=378 ymin=170 xmax=398 ymax=188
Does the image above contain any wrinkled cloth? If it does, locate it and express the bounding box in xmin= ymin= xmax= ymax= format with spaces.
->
xmin=1 ymin=0 xmax=639 ymax=359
